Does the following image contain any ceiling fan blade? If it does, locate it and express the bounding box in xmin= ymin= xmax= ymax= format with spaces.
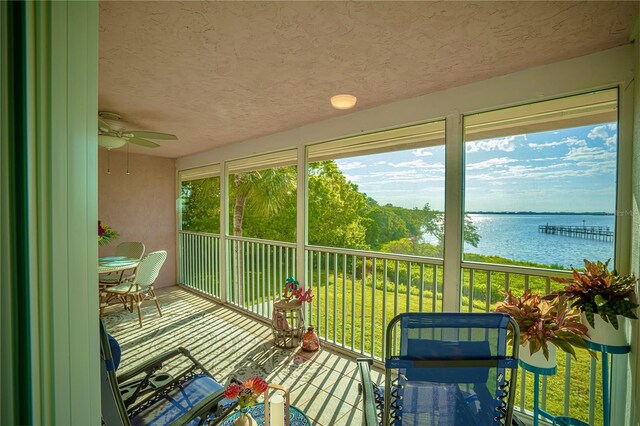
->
xmin=128 ymin=131 xmax=177 ymax=140
xmin=128 ymin=137 xmax=160 ymax=148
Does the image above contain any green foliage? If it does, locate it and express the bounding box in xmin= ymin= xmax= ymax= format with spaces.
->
xmin=307 ymin=161 xmax=369 ymax=249
xmin=553 ymin=259 xmax=639 ymax=329
xmin=180 ymin=177 xmax=221 ymax=233
xmin=229 ymin=167 xmax=297 ymax=240
xmin=495 ymin=290 xmax=591 ymax=360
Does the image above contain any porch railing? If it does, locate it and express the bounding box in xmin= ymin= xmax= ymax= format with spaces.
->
xmin=227 ymin=235 xmax=296 ymax=318
xmin=306 ymin=245 xmax=443 ymax=358
xmin=178 ymin=235 xmax=605 ymax=425
xmin=178 ymin=231 xmax=222 ymax=299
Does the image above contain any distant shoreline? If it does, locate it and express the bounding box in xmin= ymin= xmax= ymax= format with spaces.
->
xmin=466 ymin=211 xmax=614 ymax=215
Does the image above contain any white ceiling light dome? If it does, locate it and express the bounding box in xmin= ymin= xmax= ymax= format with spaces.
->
xmin=98 ymin=134 xmax=126 ymax=149
xmin=330 ymin=94 xmax=357 ymax=110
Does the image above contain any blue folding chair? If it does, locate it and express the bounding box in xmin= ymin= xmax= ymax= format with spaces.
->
xmin=100 ymin=321 xmax=237 ymax=425
xmin=358 ymin=312 xmax=520 ymax=426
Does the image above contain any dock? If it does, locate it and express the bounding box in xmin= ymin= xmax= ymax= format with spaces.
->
xmin=538 ymin=224 xmax=613 ymax=242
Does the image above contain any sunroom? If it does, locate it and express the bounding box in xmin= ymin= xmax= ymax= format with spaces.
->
xmin=3 ymin=2 xmax=640 ymax=426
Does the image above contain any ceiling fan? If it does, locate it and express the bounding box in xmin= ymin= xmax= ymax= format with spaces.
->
xmin=98 ymin=111 xmax=178 ymax=150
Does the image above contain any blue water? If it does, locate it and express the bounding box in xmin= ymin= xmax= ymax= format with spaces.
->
xmin=461 ymin=214 xmax=615 ymax=268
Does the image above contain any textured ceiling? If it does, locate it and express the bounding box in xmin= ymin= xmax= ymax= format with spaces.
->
xmin=99 ymin=1 xmax=637 ymax=158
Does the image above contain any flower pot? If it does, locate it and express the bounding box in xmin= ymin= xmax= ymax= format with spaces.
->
xmin=234 ymin=412 xmax=257 ymax=426
xmin=519 ymin=341 xmax=557 ymax=370
xmin=581 ymin=312 xmax=628 ymax=347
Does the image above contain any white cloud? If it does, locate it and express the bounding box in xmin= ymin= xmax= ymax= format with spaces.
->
xmin=564 ymin=146 xmax=616 ymax=162
xmin=528 ymin=137 xmax=586 ymax=150
xmin=374 ymin=161 xmax=387 ymax=166
xmin=337 ymin=161 xmax=366 ymax=171
xmin=412 ymin=148 xmax=434 ymax=157
xmin=588 ymin=125 xmax=609 ymax=140
xmin=607 ymin=123 xmax=617 ymax=131
xmin=605 ymin=135 xmax=617 ymax=147
xmin=387 ymin=159 xmax=445 ymax=171
xmin=466 ymin=157 xmax=517 ymax=170
xmin=466 ymin=136 xmax=518 ymax=153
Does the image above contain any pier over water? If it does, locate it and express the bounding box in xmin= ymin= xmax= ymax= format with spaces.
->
xmin=538 ymin=224 xmax=613 ymax=242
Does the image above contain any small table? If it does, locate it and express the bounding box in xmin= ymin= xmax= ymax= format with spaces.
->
xmin=584 ymin=340 xmax=630 ymax=426
xmin=98 ymin=256 xmax=139 ymax=275
xmin=219 ymin=403 xmax=311 ymax=426
xmin=519 ymin=359 xmax=556 ymax=426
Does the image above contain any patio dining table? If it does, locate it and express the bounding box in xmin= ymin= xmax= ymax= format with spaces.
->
xmin=98 ymin=256 xmax=139 ymax=275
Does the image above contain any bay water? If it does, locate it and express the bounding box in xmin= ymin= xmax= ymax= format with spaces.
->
xmin=461 ymin=213 xmax=615 ymax=269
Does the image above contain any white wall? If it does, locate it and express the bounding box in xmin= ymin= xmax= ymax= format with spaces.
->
xmin=98 ymin=150 xmax=177 ymax=288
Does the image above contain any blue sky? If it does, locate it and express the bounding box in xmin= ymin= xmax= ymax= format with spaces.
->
xmin=335 ymin=122 xmax=618 ymax=213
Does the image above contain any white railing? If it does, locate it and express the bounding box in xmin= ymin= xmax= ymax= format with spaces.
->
xmin=177 ymin=237 xmax=606 ymax=425
xmin=461 ymin=261 xmax=601 ymax=425
xmin=306 ymin=245 xmax=443 ymax=359
xmin=227 ymin=236 xmax=297 ymax=319
xmin=178 ymin=231 xmax=222 ymax=299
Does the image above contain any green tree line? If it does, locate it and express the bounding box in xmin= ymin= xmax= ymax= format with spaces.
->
xmin=180 ymin=160 xmax=480 ymax=254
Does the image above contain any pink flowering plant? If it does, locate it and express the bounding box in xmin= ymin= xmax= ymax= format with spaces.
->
xmin=223 ymin=376 xmax=268 ymax=409
xmin=283 ymin=276 xmax=313 ymax=303
xmin=98 ymin=221 xmax=119 ymax=246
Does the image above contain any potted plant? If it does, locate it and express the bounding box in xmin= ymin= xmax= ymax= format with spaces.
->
xmin=495 ymin=290 xmax=592 ymax=370
xmin=552 ymin=259 xmax=639 ymax=347
xmin=224 ymin=376 xmax=268 ymax=426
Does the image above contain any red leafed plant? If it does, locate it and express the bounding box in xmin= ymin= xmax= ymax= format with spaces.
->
xmin=223 ymin=376 xmax=268 ymax=409
xmin=495 ymin=290 xmax=593 ymax=360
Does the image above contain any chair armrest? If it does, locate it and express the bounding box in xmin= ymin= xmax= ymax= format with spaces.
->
xmin=357 ymin=358 xmax=379 ymax=426
xmin=116 ymin=347 xmax=196 ymax=384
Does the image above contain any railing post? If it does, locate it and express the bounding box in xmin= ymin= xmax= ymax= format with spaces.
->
xmin=442 ymin=113 xmax=463 ymax=312
xmin=219 ymin=161 xmax=228 ymax=304
xmin=296 ymin=145 xmax=308 ymax=317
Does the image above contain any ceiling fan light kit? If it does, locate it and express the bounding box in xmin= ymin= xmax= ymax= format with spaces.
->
xmin=98 ymin=134 xmax=127 ymax=149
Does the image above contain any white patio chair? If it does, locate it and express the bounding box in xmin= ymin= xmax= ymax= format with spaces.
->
xmin=102 ymin=250 xmax=167 ymax=327
xmin=99 ymin=241 xmax=146 ymax=285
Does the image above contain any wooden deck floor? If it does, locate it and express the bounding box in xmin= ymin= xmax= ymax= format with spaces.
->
xmin=102 ymin=285 xmax=383 ymax=426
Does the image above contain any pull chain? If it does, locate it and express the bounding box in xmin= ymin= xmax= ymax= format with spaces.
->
xmin=126 ymin=142 xmax=130 ymax=175
xmin=107 ymin=149 xmax=111 ymax=174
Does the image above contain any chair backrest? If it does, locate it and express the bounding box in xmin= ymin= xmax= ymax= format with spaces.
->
xmin=384 ymin=312 xmax=519 ymax=426
xmin=115 ymin=241 xmax=145 ymax=260
xmin=100 ymin=321 xmax=131 ymax=426
xmin=133 ymin=250 xmax=167 ymax=288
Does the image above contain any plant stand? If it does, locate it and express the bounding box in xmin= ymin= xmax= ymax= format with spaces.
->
xmin=584 ymin=340 xmax=630 ymax=426
xmin=519 ymin=359 xmax=556 ymax=426
xmin=271 ymin=298 xmax=305 ymax=348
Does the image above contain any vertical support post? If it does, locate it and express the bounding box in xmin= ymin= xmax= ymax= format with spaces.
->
xmin=296 ymin=145 xmax=307 ymax=319
xmin=219 ymin=161 xmax=228 ymax=303
xmin=442 ymin=113 xmax=463 ymax=312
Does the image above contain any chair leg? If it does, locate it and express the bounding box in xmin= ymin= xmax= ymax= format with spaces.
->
xmin=136 ymin=296 xmax=143 ymax=327
xmin=150 ymin=289 xmax=162 ymax=317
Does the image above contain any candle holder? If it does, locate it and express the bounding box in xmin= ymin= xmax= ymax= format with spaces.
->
xmin=264 ymin=383 xmax=290 ymax=426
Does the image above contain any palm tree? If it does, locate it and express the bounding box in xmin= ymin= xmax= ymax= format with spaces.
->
xmin=231 ymin=167 xmax=296 ymax=304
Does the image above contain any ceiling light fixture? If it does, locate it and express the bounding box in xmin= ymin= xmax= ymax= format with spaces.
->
xmin=98 ymin=134 xmax=126 ymax=150
xmin=330 ymin=94 xmax=357 ymax=110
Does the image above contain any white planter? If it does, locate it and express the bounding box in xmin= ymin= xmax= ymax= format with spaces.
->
xmin=581 ymin=312 xmax=628 ymax=347
xmin=519 ymin=341 xmax=557 ymax=370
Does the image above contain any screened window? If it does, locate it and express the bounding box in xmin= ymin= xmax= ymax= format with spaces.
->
xmin=307 ymin=120 xmax=447 ymax=257
xmin=463 ymin=89 xmax=618 ymax=269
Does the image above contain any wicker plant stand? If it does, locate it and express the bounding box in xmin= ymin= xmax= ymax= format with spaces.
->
xmin=271 ymin=298 xmax=305 ymax=348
